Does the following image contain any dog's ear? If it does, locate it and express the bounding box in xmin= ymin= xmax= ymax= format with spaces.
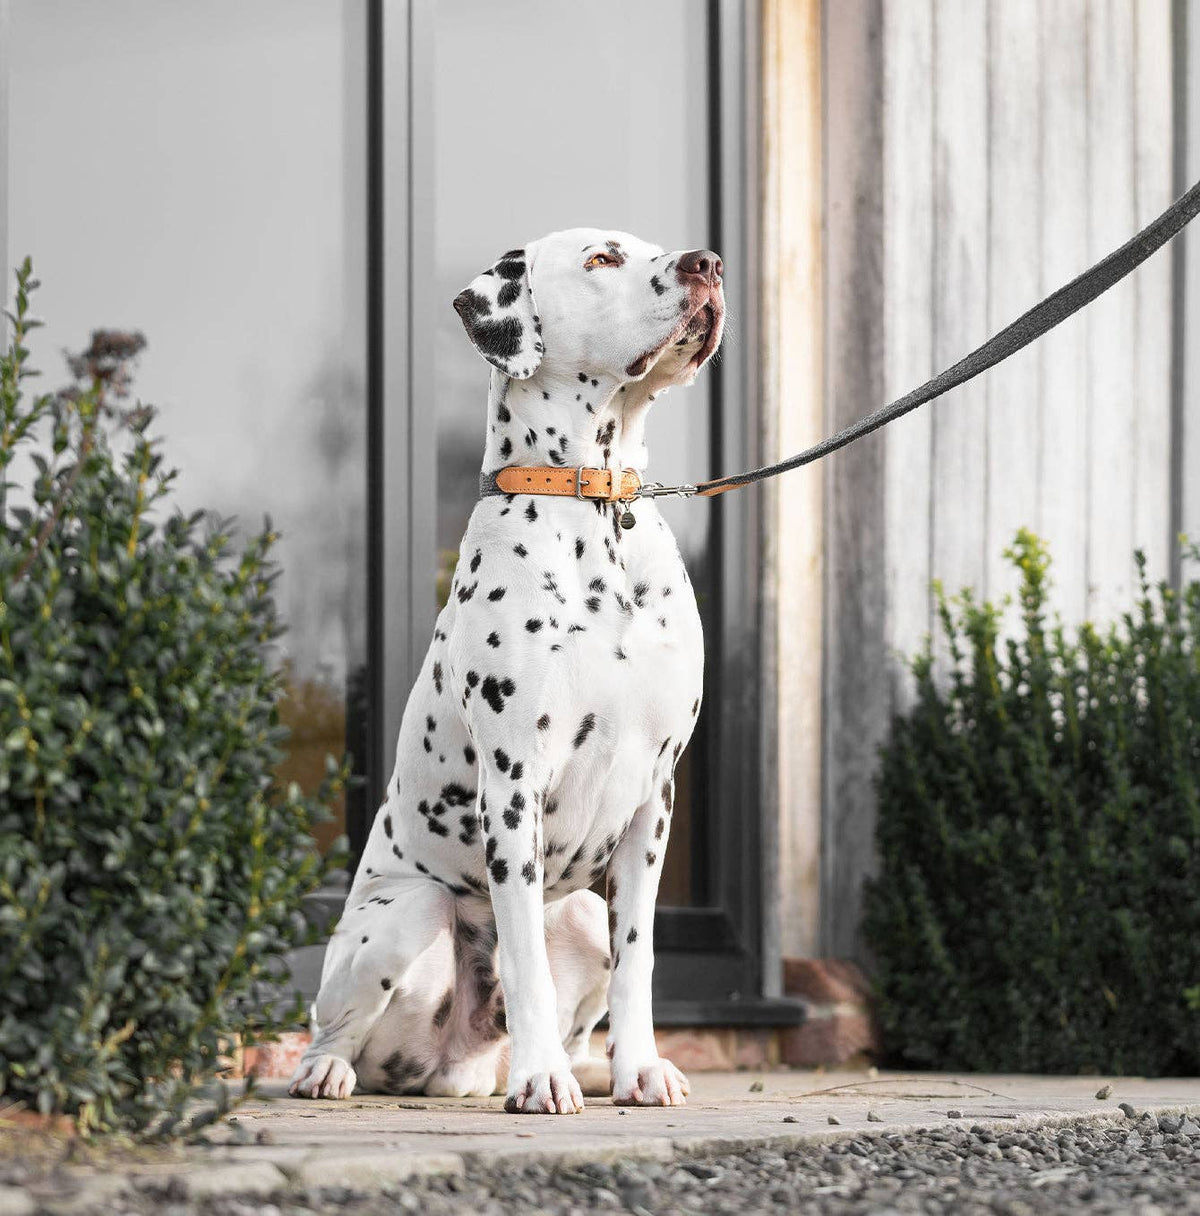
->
xmin=452 ymin=248 xmax=543 ymax=380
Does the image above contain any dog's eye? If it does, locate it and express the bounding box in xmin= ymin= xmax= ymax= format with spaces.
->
xmin=584 ymin=253 xmax=615 ymax=269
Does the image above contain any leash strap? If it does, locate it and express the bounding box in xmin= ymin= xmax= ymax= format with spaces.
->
xmin=669 ymin=178 xmax=1200 ymax=500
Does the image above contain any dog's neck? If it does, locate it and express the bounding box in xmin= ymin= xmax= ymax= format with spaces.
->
xmin=480 ymin=369 xmax=661 ymax=476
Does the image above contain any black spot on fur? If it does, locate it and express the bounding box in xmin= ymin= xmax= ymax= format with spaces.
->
xmin=521 ymin=860 xmax=537 ymax=884
xmin=381 ymin=1050 xmax=424 ymax=1091
xmin=537 ymin=713 xmax=551 ymax=731
xmin=462 ymin=315 xmax=525 ymax=361
xmin=433 ymin=990 xmax=453 ymax=1028
xmin=525 ymin=618 xmax=543 ymax=633
xmin=493 ymin=748 xmax=511 ymax=773
xmin=433 ymin=661 xmax=443 ymax=694
xmin=481 ymin=675 xmax=516 ymax=713
xmin=464 ymin=745 xmax=476 ymax=765
xmin=573 ymin=712 xmax=597 ymax=749
xmin=381 ymin=977 xmax=392 ymax=990
xmin=499 ymin=436 xmax=513 ymax=459
xmin=490 ymin=858 xmax=509 ymax=884
xmin=497 ymin=279 xmax=521 ymax=308
xmin=497 ymin=403 xmax=511 ymax=423
xmin=525 ymin=500 xmax=538 ymax=522
xmin=510 ymin=761 xmax=524 ymax=781
xmin=487 ymin=631 xmax=501 ymax=648
xmin=513 ymin=542 xmax=527 ymax=557
xmin=383 ymin=814 xmax=393 ymax=838
xmin=627 ymin=927 xmax=638 ymax=943
xmin=488 ymin=587 xmax=507 ymax=601
xmin=435 ymin=783 xmax=470 ymax=809
xmin=646 ymin=851 xmax=657 ymax=867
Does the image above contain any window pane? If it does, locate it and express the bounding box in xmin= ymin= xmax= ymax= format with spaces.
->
xmin=428 ymin=0 xmax=712 ymax=904
xmin=8 ymin=0 xmax=367 ymax=851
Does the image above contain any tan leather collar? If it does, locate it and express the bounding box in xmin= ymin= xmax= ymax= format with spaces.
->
xmin=479 ymin=465 xmax=643 ymax=503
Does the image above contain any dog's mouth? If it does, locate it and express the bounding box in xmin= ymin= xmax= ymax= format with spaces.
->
xmin=682 ymin=302 xmax=716 ymax=342
xmin=625 ymin=292 xmax=725 ymax=379
xmin=676 ymin=296 xmax=724 ymax=368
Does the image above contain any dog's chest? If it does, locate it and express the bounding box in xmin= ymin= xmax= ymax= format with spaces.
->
xmin=450 ymin=498 xmax=703 ymax=884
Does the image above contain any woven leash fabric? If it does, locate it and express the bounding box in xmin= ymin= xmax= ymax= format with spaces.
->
xmin=695 ymin=177 xmax=1200 ymax=497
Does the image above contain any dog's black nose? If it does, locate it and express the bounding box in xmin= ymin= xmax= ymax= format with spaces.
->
xmin=677 ymin=249 xmax=723 ymax=285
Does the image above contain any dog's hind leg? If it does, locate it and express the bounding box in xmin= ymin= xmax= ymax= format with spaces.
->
xmin=545 ymin=889 xmax=612 ymax=1096
xmin=289 ymin=879 xmax=453 ymax=1099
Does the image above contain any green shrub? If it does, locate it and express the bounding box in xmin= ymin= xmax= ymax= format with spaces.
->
xmin=0 ymin=261 xmax=344 ymax=1133
xmin=865 ymin=528 xmax=1200 ymax=1075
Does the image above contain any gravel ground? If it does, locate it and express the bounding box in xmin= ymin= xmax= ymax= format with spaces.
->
xmin=58 ymin=1110 xmax=1200 ymax=1216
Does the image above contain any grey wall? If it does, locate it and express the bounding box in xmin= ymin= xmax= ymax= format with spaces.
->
xmin=822 ymin=0 xmax=1179 ymax=961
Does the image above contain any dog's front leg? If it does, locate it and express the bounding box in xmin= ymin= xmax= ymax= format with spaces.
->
xmin=605 ymin=778 xmax=689 ymax=1106
xmin=484 ymin=777 xmax=584 ymax=1115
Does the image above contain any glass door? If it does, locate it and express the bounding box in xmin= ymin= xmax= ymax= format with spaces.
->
xmin=372 ymin=0 xmax=784 ymax=1016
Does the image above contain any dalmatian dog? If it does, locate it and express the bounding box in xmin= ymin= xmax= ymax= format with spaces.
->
xmin=289 ymin=228 xmax=724 ymax=1113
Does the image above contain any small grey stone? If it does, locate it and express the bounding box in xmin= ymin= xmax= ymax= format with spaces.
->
xmin=0 ymin=1188 xmax=33 ymax=1216
xmin=828 ymin=1115 xmax=841 ymax=1125
xmin=680 ymin=1162 xmax=722 ymax=1180
xmin=783 ymin=1115 xmax=799 ymax=1123
xmin=1157 ymin=1114 xmax=1183 ymax=1134
xmin=1095 ymin=1084 xmax=1113 ymax=1100
xmin=1180 ymin=1117 xmax=1200 ymax=1137
xmin=947 ymin=1109 xmax=963 ymax=1119
xmin=748 ymin=1079 xmax=764 ymax=1092
xmin=1119 ymin=1102 xmax=1139 ymax=1120
xmin=867 ymin=1110 xmax=884 ymax=1122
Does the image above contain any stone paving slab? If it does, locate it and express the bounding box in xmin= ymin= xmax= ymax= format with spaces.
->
xmin=18 ymin=1071 xmax=1200 ymax=1208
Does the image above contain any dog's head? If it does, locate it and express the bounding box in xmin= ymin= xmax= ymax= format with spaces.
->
xmin=453 ymin=228 xmax=724 ymax=389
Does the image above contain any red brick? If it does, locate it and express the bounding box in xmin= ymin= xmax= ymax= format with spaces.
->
xmin=245 ymin=1031 xmax=312 ymax=1078
xmin=732 ymin=1029 xmax=780 ymax=1071
xmin=654 ymin=1028 xmax=734 ymax=1072
xmin=780 ymin=1010 xmax=879 ymax=1068
xmin=783 ymin=957 xmax=872 ymax=1005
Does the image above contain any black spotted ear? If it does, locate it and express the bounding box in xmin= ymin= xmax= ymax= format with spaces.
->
xmin=452 ymin=248 xmax=543 ymax=380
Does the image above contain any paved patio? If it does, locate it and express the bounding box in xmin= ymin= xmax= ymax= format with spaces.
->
xmin=6 ymin=1070 xmax=1198 ymax=1210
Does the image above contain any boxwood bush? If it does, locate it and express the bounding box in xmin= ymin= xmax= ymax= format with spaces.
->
xmin=865 ymin=529 xmax=1200 ymax=1075
xmin=0 ymin=261 xmax=343 ymax=1132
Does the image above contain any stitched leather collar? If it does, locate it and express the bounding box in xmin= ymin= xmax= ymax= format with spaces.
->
xmin=479 ymin=465 xmax=643 ymax=503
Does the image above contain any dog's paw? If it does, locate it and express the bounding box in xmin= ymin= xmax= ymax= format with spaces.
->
xmin=288 ymin=1053 xmax=358 ymax=1100
xmin=504 ymin=1065 xmax=584 ymax=1114
xmin=611 ymin=1056 xmax=689 ymax=1106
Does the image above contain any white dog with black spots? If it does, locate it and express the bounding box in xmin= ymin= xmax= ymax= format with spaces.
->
xmin=289 ymin=228 xmax=725 ymax=1113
